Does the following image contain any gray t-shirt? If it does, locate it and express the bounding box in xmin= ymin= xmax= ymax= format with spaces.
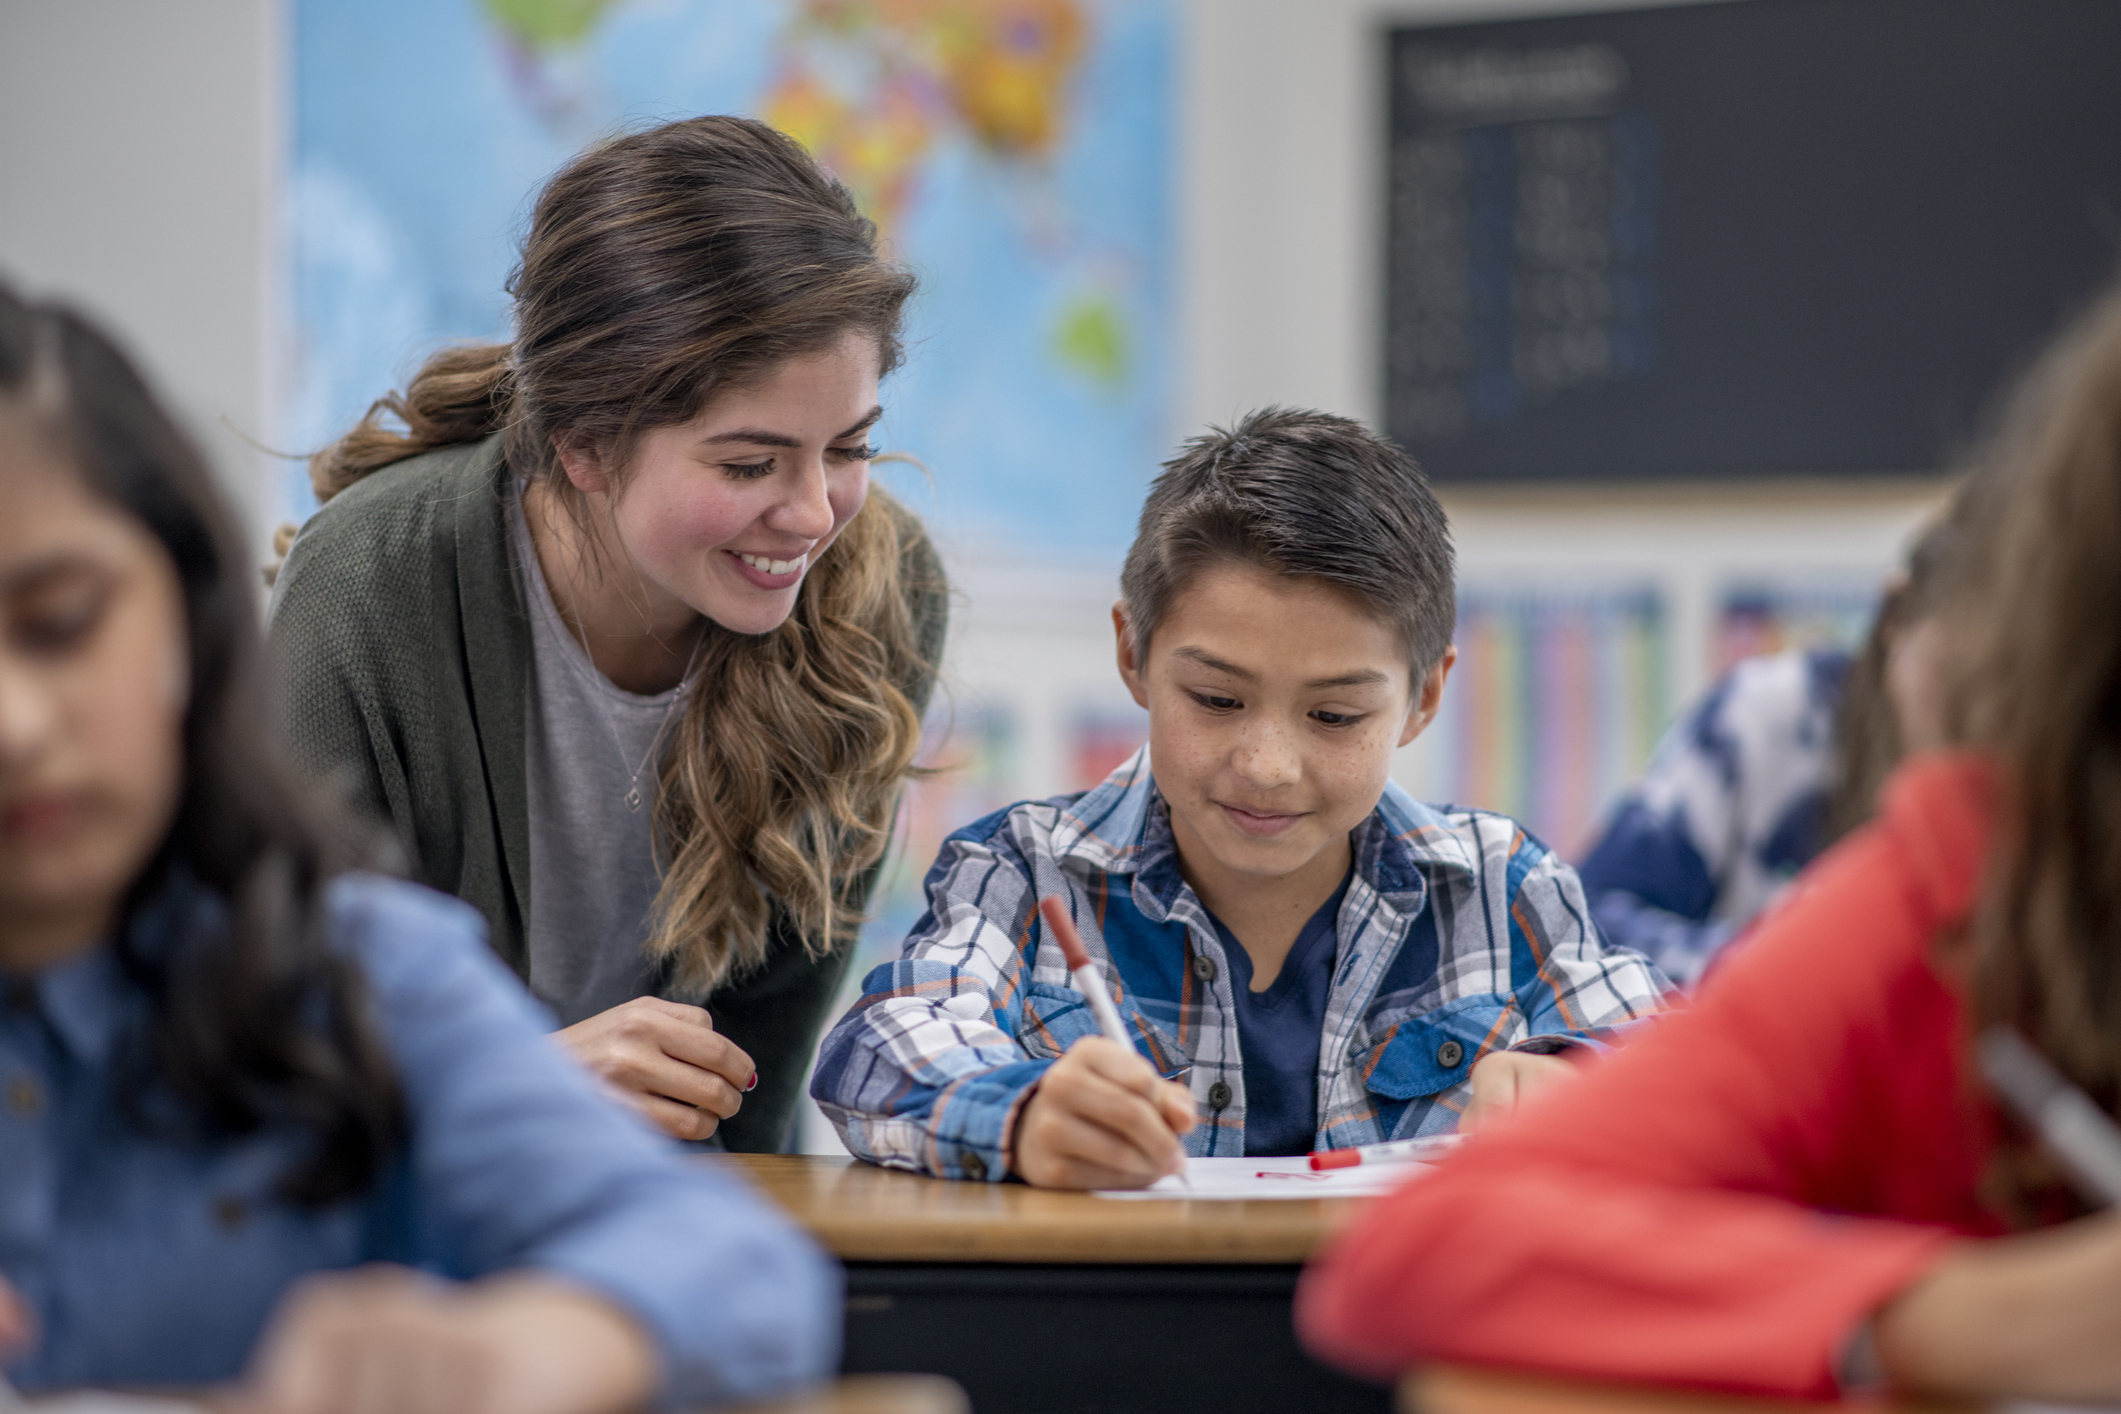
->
xmin=510 ymin=488 xmax=692 ymax=1026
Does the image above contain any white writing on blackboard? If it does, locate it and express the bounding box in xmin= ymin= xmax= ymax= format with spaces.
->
xmin=1407 ymin=44 xmax=1628 ymax=125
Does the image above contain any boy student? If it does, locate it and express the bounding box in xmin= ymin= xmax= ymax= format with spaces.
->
xmin=811 ymin=409 xmax=1668 ymax=1188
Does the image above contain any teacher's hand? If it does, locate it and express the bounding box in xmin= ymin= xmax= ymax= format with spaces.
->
xmin=554 ymin=996 xmax=755 ymax=1141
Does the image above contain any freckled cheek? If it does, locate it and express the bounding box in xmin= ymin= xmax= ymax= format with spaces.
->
xmin=1145 ymin=710 xmax=1219 ymax=799
xmin=621 ymin=485 xmax=761 ymax=568
xmin=1315 ymin=729 xmax=1398 ymax=823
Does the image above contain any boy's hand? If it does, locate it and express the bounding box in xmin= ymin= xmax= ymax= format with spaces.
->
xmin=1010 ymin=1036 xmax=1196 ymax=1189
xmin=1459 ymin=1049 xmax=1580 ymax=1133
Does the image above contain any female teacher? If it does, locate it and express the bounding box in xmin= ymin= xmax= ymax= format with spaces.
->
xmin=271 ymin=115 xmax=947 ymax=1151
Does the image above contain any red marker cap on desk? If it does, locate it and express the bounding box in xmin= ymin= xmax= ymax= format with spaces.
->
xmin=1308 ymin=1134 xmax=1468 ymax=1171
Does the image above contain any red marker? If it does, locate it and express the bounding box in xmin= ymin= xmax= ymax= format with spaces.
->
xmin=1038 ymin=896 xmax=1133 ymax=1049
xmin=1309 ymin=1134 xmax=1466 ymax=1171
xmin=1041 ymin=895 xmax=1192 ymax=1190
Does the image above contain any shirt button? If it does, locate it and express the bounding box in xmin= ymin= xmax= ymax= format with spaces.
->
xmin=1436 ymin=1040 xmax=1465 ymax=1069
xmin=1207 ymin=1081 xmax=1233 ymax=1110
xmin=961 ymin=1152 xmax=988 ymax=1182
xmin=1191 ymin=954 xmax=1218 ymax=983
xmin=7 ymin=1075 xmax=43 ymax=1117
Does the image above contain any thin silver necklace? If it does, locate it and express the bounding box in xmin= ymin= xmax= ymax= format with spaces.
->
xmin=526 ymin=484 xmax=706 ymax=811
xmin=547 ymin=602 xmax=704 ymax=814
xmin=558 ymin=619 xmax=707 ymax=813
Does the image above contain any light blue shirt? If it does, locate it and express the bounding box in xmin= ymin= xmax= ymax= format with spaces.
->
xmin=0 ymin=872 xmax=837 ymax=1404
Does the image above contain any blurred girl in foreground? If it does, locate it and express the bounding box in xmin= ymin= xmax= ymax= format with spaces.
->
xmin=0 ymin=287 xmax=833 ymax=1408
xmin=1298 ymin=279 xmax=2121 ymax=1402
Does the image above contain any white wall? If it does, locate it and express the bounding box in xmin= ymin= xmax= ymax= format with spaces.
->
xmin=0 ymin=0 xmax=283 ymax=546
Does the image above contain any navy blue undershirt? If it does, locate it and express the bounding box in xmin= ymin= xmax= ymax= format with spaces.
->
xmin=1208 ymin=867 xmax=1353 ymax=1157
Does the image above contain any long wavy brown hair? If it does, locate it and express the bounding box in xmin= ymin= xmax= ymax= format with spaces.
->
xmin=309 ymin=116 xmax=935 ymax=996
xmin=1936 ymin=280 xmax=2121 ymax=1219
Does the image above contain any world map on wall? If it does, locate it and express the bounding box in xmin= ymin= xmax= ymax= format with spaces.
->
xmin=287 ymin=0 xmax=1172 ymax=557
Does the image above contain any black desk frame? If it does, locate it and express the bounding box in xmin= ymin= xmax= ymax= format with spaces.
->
xmin=841 ymin=1263 xmax=1390 ymax=1414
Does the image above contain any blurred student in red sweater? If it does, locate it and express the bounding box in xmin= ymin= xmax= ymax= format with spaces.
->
xmin=1297 ymin=280 xmax=2121 ymax=1405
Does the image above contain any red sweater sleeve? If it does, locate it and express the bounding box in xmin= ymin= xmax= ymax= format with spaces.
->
xmin=1296 ymin=761 xmax=2001 ymax=1398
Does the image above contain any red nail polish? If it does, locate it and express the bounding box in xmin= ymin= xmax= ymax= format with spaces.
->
xmin=744 ymin=1073 xmax=758 ymax=1092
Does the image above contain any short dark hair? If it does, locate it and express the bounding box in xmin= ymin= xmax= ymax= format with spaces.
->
xmin=1119 ymin=407 xmax=1456 ymax=674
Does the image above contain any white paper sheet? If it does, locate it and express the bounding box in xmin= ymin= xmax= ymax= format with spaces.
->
xmin=1091 ymin=1154 xmax=1435 ymax=1200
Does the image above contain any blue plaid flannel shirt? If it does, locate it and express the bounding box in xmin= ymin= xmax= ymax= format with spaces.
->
xmin=1577 ymin=647 xmax=1849 ymax=987
xmin=810 ymin=749 xmax=1670 ymax=1180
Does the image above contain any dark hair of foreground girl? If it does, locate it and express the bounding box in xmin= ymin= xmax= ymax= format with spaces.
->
xmin=0 ymin=284 xmax=400 ymax=1205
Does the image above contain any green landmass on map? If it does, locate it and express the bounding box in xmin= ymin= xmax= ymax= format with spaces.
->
xmin=484 ymin=0 xmax=616 ymax=50
xmin=1051 ymin=292 xmax=1129 ymax=390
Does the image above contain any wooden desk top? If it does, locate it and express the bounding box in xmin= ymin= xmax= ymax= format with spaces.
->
xmin=713 ymin=1154 xmax=1362 ymax=1265
xmin=151 ymin=1375 xmax=965 ymax=1414
xmin=1403 ymin=1366 xmax=1972 ymax=1414
xmin=737 ymin=1374 xmax=968 ymax=1414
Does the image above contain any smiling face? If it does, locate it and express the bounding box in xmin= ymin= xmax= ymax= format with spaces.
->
xmin=561 ymin=331 xmax=884 ymax=639
xmin=0 ymin=415 xmax=189 ymax=970
xmin=1116 ymin=560 xmax=1453 ymax=906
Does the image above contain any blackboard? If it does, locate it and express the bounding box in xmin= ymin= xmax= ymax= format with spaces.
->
xmin=1383 ymin=0 xmax=2121 ymax=482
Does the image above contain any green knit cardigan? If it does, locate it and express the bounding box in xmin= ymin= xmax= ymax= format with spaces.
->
xmin=268 ymin=435 xmax=948 ymax=1152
